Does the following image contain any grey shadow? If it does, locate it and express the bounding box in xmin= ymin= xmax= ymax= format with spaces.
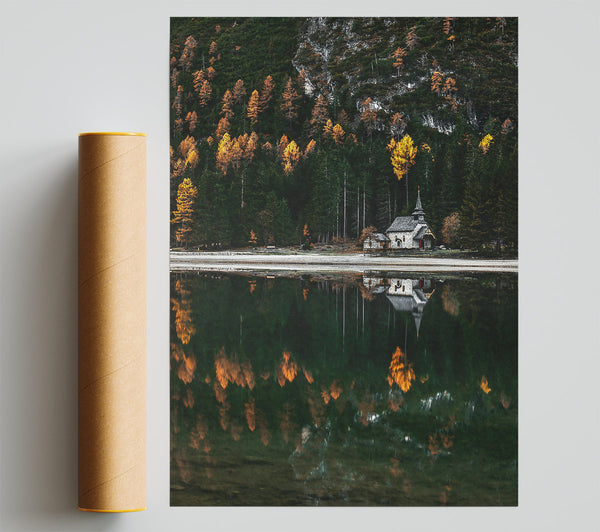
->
xmin=0 ymin=147 xmax=121 ymax=530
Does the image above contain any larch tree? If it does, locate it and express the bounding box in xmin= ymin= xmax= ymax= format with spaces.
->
xmin=282 ymin=140 xmax=301 ymax=174
xmin=390 ymin=112 xmax=407 ymax=140
xmin=389 ymin=134 xmax=418 ymax=208
xmin=280 ymin=77 xmax=300 ymax=126
xmin=322 ymin=119 xmax=333 ymax=140
xmin=360 ymin=97 xmax=378 ymax=142
xmin=259 ymin=75 xmax=275 ymax=114
xmin=431 ymin=71 xmax=443 ymax=93
xmin=179 ymin=35 xmax=197 ymax=71
xmin=192 ymin=70 xmax=206 ymax=94
xmin=172 ymin=85 xmax=183 ymax=118
xmin=392 ymin=47 xmax=407 ymax=75
xmin=198 ymin=80 xmax=212 ymax=107
xmin=332 ymin=124 xmax=345 ymax=145
xmin=185 ymin=110 xmax=198 ymax=132
xmin=442 ymin=17 xmax=454 ymax=35
xmin=309 ymin=95 xmax=329 ymax=136
xmin=479 ymin=134 xmax=493 ymax=154
xmin=232 ymin=79 xmax=246 ymax=104
xmin=221 ymin=89 xmax=234 ymax=120
xmin=406 ymin=26 xmax=419 ymax=50
xmin=172 ymin=177 xmax=198 ymax=247
xmin=215 ymin=117 xmax=230 ymax=140
xmin=206 ymin=66 xmax=216 ymax=81
xmin=247 ymin=90 xmax=260 ymax=125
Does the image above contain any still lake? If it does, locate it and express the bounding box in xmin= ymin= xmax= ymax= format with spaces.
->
xmin=170 ymin=270 xmax=517 ymax=506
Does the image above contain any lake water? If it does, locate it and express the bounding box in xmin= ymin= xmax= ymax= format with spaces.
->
xmin=170 ymin=270 xmax=517 ymax=506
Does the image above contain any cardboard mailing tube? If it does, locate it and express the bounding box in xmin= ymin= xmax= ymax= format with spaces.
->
xmin=78 ymin=132 xmax=146 ymax=512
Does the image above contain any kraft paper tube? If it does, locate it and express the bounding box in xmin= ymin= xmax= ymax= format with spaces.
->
xmin=78 ymin=132 xmax=146 ymax=512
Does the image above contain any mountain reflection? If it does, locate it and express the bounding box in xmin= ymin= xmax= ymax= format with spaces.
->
xmin=170 ymin=271 xmax=517 ymax=506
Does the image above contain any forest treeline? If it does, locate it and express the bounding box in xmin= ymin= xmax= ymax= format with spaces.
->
xmin=170 ymin=17 xmax=518 ymax=252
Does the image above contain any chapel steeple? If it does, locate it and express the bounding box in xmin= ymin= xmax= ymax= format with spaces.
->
xmin=412 ymin=187 xmax=425 ymax=221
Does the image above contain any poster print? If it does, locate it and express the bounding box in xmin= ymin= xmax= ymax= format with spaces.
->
xmin=169 ymin=17 xmax=518 ymax=506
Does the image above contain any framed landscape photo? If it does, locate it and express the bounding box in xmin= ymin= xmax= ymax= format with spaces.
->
xmin=169 ymin=17 xmax=518 ymax=506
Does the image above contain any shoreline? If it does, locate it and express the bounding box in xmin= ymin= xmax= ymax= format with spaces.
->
xmin=170 ymin=251 xmax=518 ymax=273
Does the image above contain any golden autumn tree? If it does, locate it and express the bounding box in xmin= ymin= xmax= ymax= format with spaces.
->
xmin=220 ymin=89 xmax=234 ymax=120
xmin=281 ymin=77 xmax=300 ymax=126
xmin=406 ymin=26 xmax=419 ymax=49
xmin=443 ymin=17 xmax=454 ymax=35
xmin=192 ymin=70 xmax=206 ymax=93
xmin=479 ymin=134 xmax=494 ymax=153
xmin=259 ymin=75 xmax=275 ymax=114
xmin=309 ymin=94 xmax=329 ymax=136
xmin=172 ymin=85 xmax=183 ymax=118
xmin=232 ymin=79 xmax=246 ymax=104
xmin=304 ymin=139 xmax=316 ymax=157
xmin=179 ymin=35 xmax=197 ymax=71
xmin=389 ymin=134 xmax=418 ymax=208
xmin=431 ymin=70 xmax=443 ymax=93
xmin=179 ymin=135 xmax=197 ymax=159
xmin=442 ymin=77 xmax=458 ymax=110
xmin=322 ymin=118 xmax=333 ymax=140
xmin=392 ymin=47 xmax=407 ymax=75
xmin=360 ymin=97 xmax=378 ymax=142
xmin=282 ymin=140 xmax=301 ymax=174
xmin=206 ymin=66 xmax=216 ymax=80
xmin=215 ymin=117 xmax=230 ymax=140
xmin=388 ymin=346 xmax=415 ymax=393
xmin=208 ymin=40 xmax=217 ymax=55
xmin=171 ymin=177 xmax=198 ymax=247
xmin=247 ymin=89 xmax=260 ymax=125
xmin=332 ymin=124 xmax=345 ymax=145
xmin=277 ymin=134 xmax=289 ymax=159
xmin=185 ymin=110 xmax=198 ymax=132
xmin=198 ymin=80 xmax=212 ymax=107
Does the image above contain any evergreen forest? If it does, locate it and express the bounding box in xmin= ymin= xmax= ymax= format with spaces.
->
xmin=170 ymin=17 xmax=518 ymax=252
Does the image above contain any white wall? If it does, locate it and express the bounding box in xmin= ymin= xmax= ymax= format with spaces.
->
xmin=1 ymin=1 xmax=598 ymax=531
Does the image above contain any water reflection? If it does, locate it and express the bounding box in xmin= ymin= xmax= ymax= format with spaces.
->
xmin=170 ymin=271 xmax=517 ymax=506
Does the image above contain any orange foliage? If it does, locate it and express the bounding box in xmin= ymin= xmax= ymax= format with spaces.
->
xmin=171 ymin=280 xmax=196 ymax=344
xmin=183 ymin=388 xmax=194 ymax=408
xmin=330 ymin=380 xmax=342 ymax=400
xmin=259 ymin=75 xmax=275 ymax=114
xmin=177 ymin=354 xmax=196 ymax=384
xmin=214 ymin=347 xmax=255 ymax=390
xmin=480 ymin=376 xmax=491 ymax=394
xmin=332 ymin=124 xmax=345 ymax=145
xmin=185 ymin=110 xmax=198 ymax=132
xmin=388 ymin=346 xmax=415 ymax=393
xmin=304 ymin=139 xmax=316 ymax=157
xmin=247 ymin=89 xmax=260 ymax=125
xmin=232 ymin=79 xmax=246 ymax=103
xmin=360 ymin=97 xmax=378 ymax=133
xmin=277 ymin=351 xmax=298 ymax=387
xmin=302 ymin=367 xmax=314 ymax=384
xmin=244 ymin=399 xmax=256 ymax=431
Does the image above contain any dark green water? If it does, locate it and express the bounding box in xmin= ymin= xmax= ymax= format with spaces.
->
xmin=170 ymin=271 xmax=517 ymax=506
